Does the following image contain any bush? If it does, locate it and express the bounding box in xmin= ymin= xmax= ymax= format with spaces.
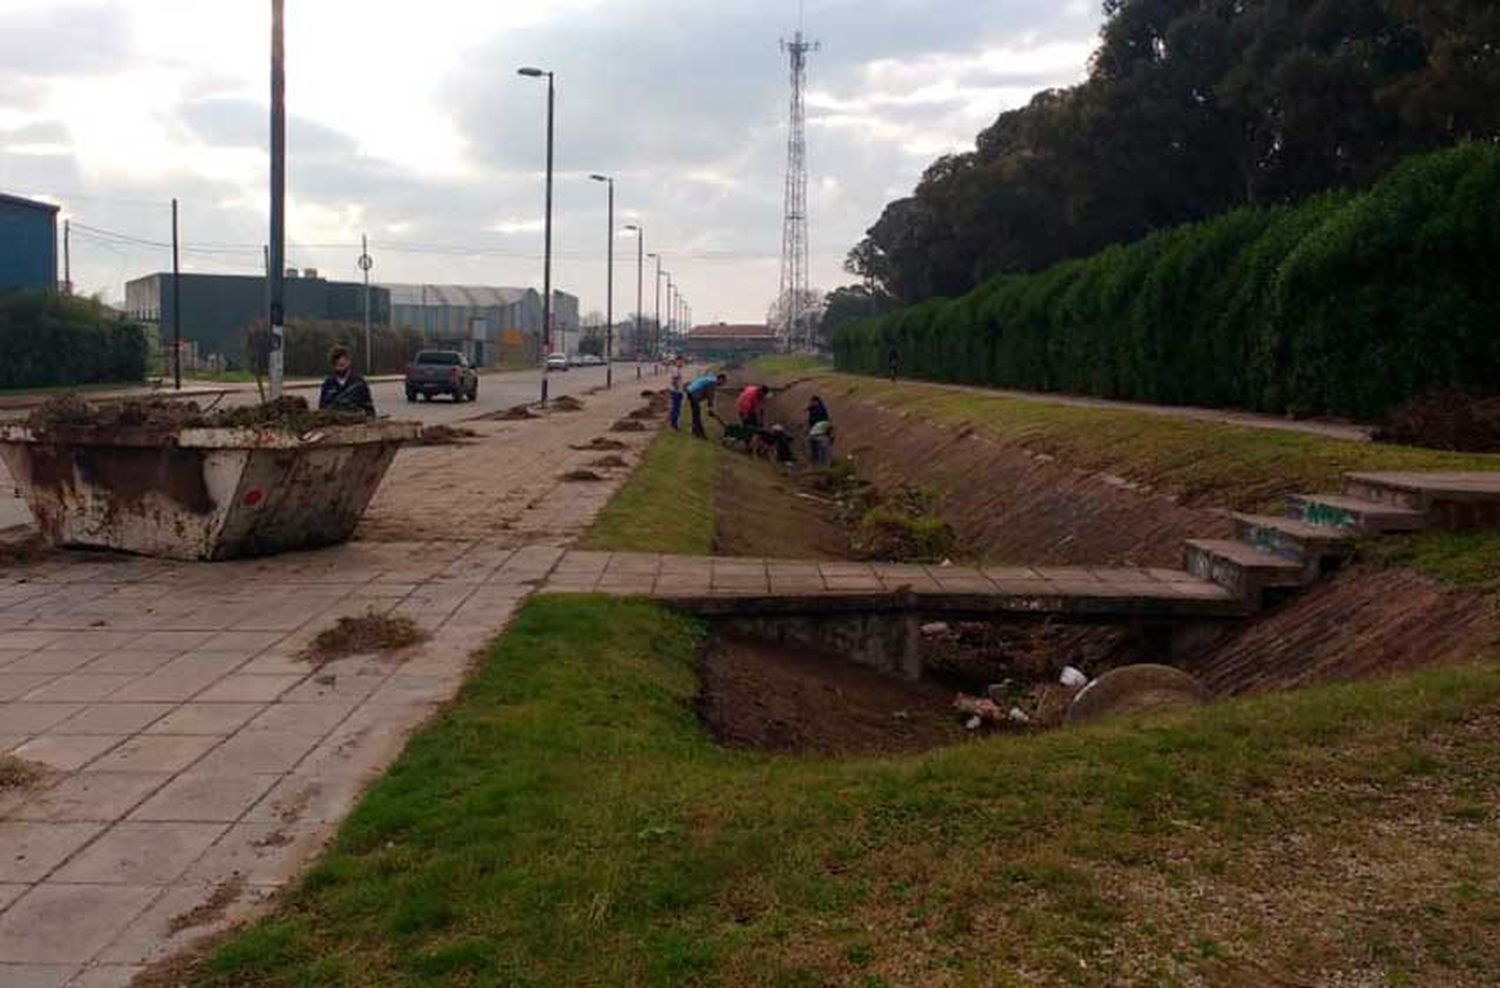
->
xmin=0 ymin=292 xmax=148 ymax=389
xmin=1375 ymin=390 xmax=1500 ymax=453
xmin=244 ymin=319 xmax=425 ymax=378
xmin=834 ymin=144 xmax=1500 ymax=421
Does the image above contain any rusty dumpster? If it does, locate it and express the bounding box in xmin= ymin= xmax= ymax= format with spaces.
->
xmin=0 ymin=420 xmax=420 ymax=561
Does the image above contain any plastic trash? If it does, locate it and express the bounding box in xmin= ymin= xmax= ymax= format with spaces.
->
xmin=964 ymin=715 xmax=983 ymax=731
xmin=1059 ymin=666 xmax=1088 ymax=688
xmin=1008 ymin=707 xmax=1031 ymax=725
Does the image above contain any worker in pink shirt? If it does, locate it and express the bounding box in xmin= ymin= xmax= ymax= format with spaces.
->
xmin=736 ymin=384 xmax=771 ymax=428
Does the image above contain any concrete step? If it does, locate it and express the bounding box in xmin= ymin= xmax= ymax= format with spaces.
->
xmin=1345 ymin=471 xmax=1500 ymax=530
xmin=1184 ymin=538 xmax=1311 ymax=604
xmin=1286 ymin=493 xmax=1427 ymax=535
xmin=1232 ymin=513 xmax=1354 ymax=570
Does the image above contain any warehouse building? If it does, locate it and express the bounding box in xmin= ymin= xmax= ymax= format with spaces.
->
xmin=124 ymin=270 xmax=390 ymax=368
xmin=385 ymin=284 xmax=580 ymax=366
xmin=0 ymin=193 xmax=60 ymax=293
xmin=682 ymin=323 xmax=779 ymax=361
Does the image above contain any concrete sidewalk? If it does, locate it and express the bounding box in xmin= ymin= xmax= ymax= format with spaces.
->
xmin=0 ymin=383 xmax=656 ymax=986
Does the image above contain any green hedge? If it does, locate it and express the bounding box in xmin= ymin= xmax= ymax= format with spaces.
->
xmin=0 ymin=293 xmax=148 ymax=390
xmin=244 ymin=320 xmax=426 ymax=378
xmin=834 ymin=144 xmax=1500 ymax=421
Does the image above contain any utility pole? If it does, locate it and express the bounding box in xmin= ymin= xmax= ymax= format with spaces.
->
xmin=648 ymin=252 xmax=662 ymax=355
xmin=518 ymin=66 xmax=555 ymax=402
xmin=589 ymin=174 xmax=615 ymax=388
xmin=171 ymin=198 xmax=182 ymax=390
xmin=62 ymin=219 xmax=71 ymax=295
xmin=359 ymin=235 xmax=373 ymax=372
xmin=267 ymin=0 xmax=286 ymax=400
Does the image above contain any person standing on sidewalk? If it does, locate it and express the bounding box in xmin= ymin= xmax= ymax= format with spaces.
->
xmin=685 ymin=372 xmax=727 ymax=439
xmin=319 ymin=345 xmax=376 ymax=419
xmin=668 ymin=358 xmax=686 ymax=431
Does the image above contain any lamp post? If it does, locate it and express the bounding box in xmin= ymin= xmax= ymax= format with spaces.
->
xmin=623 ymin=223 xmax=643 ymax=367
xmin=647 ymin=252 xmax=662 ymax=357
xmin=359 ymin=234 xmax=373 ymax=372
xmin=268 ymin=0 xmax=286 ymax=399
xmin=589 ymin=174 xmax=615 ymax=389
xmin=518 ymin=66 xmax=555 ymax=402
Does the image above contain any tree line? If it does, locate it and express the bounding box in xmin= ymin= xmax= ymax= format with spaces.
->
xmin=833 ymin=0 xmax=1499 ymax=317
xmin=833 ymin=143 xmax=1500 ymax=421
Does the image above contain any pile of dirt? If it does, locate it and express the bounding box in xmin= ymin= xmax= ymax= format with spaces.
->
xmin=550 ymin=395 xmax=585 ymax=412
xmin=561 ymin=469 xmax=605 ymax=483
xmin=589 ymin=455 xmax=630 ymax=469
xmin=26 ymin=395 xmax=365 ymax=435
xmin=301 ymin=611 xmax=427 ymax=664
xmin=1375 ymin=389 xmax=1500 ymax=452
xmin=0 ymin=755 xmax=46 ymax=792
xmin=699 ymin=637 xmax=967 ymax=755
xmin=488 ymin=404 xmax=541 ymax=421
xmin=610 ymin=419 xmax=648 ymax=433
xmin=415 ymin=425 xmax=477 ymax=446
xmin=572 ymin=437 xmax=628 ymax=451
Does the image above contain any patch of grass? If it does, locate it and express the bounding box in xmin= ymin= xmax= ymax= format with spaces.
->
xmin=184 ymin=596 xmax=1500 ymax=986
xmin=1369 ymin=530 xmax=1500 ymax=591
xmin=578 ymin=430 xmax=720 ymax=555
xmin=748 ymin=354 xmax=831 ymax=378
xmin=302 ymin=612 xmax=427 ymax=663
xmin=797 ymin=372 xmax=1500 ymax=510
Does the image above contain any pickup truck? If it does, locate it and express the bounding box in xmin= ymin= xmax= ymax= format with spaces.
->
xmin=405 ymin=350 xmax=479 ymax=402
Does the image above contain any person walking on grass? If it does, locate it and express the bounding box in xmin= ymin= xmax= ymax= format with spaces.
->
xmin=685 ymin=371 xmax=727 ymax=439
xmin=668 ymin=357 xmax=686 ymax=431
xmin=318 ymin=345 xmax=376 ymax=419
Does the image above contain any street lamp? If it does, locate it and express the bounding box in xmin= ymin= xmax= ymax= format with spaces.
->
xmin=267 ymin=0 xmax=287 ymax=399
xmin=623 ymin=223 xmax=644 ymax=367
xmin=647 ymin=252 xmax=662 ymax=357
xmin=518 ymin=65 xmax=555 ymax=402
xmin=589 ymin=174 xmax=615 ymax=389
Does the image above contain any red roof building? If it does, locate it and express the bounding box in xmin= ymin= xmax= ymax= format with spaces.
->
xmin=682 ymin=323 xmax=779 ymax=360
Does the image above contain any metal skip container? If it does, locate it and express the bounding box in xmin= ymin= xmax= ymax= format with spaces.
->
xmin=0 ymin=421 xmax=420 ymax=561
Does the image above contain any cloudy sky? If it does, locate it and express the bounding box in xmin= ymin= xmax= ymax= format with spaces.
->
xmin=0 ymin=0 xmax=1102 ymax=323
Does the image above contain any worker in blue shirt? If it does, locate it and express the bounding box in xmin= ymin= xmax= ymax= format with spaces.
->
xmin=684 ymin=372 xmax=728 ymax=438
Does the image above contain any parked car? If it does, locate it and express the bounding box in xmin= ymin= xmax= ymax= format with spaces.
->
xmin=574 ymin=354 xmax=604 ymax=367
xmin=545 ymin=352 xmax=570 ymax=372
xmin=405 ymin=350 xmax=478 ymax=402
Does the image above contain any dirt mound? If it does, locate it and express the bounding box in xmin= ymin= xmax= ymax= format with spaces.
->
xmin=550 ymin=395 xmax=585 ymax=412
xmin=610 ymin=419 xmax=648 ymax=433
xmin=699 ymin=637 xmax=967 ymax=755
xmin=488 ymin=404 xmax=541 ymax=421
xmin=26 ymin=394 xmax=365 ymax=434
xmin=1375 ymin=389 xmax=1500 ymax=453
xmin=301 ymin=611 xmax=427 ymax=664
xmin=416 ymin=425 xmax=477 ymax=446
xmin=0 ymin=755 xmax=46 ymax=792
xmin=572 ymin=438 xmax=628 ymax=451
xmin=589 ymin=455 xmax=630 ymax=469
xmin=561 ymin=469 xmax=605 ymax=483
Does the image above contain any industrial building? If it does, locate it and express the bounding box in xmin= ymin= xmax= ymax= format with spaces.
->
xmin=682 ymin=323 xmax=779 ymax=361
xmin=0 ymin=193 xmax=60 ymax=293
xmin=124 ymin=270 xmax=390 ymax=368
xmin=385 ymin=284 xmax=581 ymax=366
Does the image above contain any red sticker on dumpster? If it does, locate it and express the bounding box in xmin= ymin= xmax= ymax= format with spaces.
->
xmin=243 ymin=488 xmax=265 ymax=507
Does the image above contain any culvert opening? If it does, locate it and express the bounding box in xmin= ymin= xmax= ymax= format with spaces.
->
xmin=695 ymin=618 xmax=1169 ymax=756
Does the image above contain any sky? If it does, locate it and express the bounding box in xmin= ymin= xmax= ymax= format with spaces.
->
xmin=0 ymin=0 xmax=1103 ymax=324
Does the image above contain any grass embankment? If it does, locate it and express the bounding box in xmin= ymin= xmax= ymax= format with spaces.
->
xmin=188 ymin=595 xmax=1500 ymax=987
xmin=577 ymin=430 xmax=722 ymax=555
xmin=750 ymin=365 xmax=1500 ymax=589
